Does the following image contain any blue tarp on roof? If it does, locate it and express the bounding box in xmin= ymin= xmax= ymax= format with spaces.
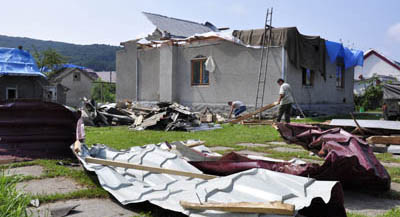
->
xmin=0 ymin=47 xmax=45 ymax=77
xmin=325 ymin=40 xmax=364 ymax=69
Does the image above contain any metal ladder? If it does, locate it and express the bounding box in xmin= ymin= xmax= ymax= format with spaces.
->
xmin=255 ymin=8 xmax=273 ymax=115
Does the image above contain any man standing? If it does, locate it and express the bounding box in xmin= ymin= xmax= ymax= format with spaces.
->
xmin=276 ymin=78 xmax=294 ymax=123
xmin=228 ymin=101 xmax=246 ymax=119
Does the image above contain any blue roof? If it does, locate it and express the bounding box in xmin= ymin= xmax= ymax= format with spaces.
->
xmin=0 ymin=47 xmax=45 ymax=77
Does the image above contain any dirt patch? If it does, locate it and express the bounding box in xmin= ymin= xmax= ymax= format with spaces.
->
xmin=344 ymin=190 xmax=400 ymax=216
xmin=4 ymin=165 xmax=44 ymax=177
xmin=28 ymin=198 xmax=139 ymax=217
xmin=17 ymin=177 xmax=86 ymax=195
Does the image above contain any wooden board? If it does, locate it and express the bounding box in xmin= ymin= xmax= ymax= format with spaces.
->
xmin=367 ymin=136 xmax=400 ymax=145
xmin=229 ymin=103 xmax=277 ymax=124
xmin=180 ymin=201 xmax=295 ymax=215
xmin=85 ymin=157 xmax=218 ymax=180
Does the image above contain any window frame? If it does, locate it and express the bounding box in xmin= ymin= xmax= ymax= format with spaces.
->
xmin=191 ymin=57 xmax=209 ymax=86
xmin=73 ymin=71 xmax=81 ymax=82
xmin=6 ymin=87 xmax=18 ymax=100
xmin=336 ymin=62 xmax=345 ymax=88
xmin=302 ymin=68 xmax=314 ymax=87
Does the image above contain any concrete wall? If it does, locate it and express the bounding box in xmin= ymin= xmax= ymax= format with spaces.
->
xmin=172 ymin=40 xmax=282 ymax=109
xmin=137 ymin=47 xmax=160 ymax=101
xmin=286 ymin=52 xmax=355 ymax=114
xmin=0 ymin=76 xmax=44 ymax=101
xmin=116 ymin=41 xmax=137 ymax=101
xmin=57 ymin=70 xmax=93 ymax=107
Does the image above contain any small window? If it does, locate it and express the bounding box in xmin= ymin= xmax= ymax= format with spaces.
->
xmin=6 ymin=87 xmax=17 ymax=100
xmin=336 ymin=63 xmax=345 ymax=88
xmin=302 ymin=68 xmax=314 ymax=87
xmin=73 ymin=72 xmax=81 ymax=81
xmin=191 ymin=58 xmax=209 ymax=85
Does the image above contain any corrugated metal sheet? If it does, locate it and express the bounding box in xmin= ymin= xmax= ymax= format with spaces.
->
xmin=143 ymin=12 xmax=216 ymax=38
xmin=329 ymin=119 xmax=400 ymax=131
xmin=75 ymin=143 xmax=344 ymax=217
xmin=0 ymin=100 xmax=81 ymax=162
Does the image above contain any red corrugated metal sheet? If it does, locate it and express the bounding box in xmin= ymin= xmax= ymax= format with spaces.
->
xmin=0 ymin=100 xmax=81 ymax=162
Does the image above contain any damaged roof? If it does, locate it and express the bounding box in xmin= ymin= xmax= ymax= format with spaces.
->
xmin=76 ymin=143 xmax=343 ymax=217
xmin=143 ymin=12 xmax=219 ymax=38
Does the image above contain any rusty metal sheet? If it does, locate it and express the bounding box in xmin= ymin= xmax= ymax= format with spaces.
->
xmin=0 ymin=100 xmax=81 ymax=162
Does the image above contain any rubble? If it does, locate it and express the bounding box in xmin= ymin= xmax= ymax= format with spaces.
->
xmin=81 ymin=99 xmax=222 ymax=131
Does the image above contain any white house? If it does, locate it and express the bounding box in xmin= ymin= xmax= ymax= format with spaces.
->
xmin=354 ymin=49 xmax=400 ymax=94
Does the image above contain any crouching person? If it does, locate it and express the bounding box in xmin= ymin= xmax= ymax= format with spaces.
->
xmin=228 ymin=101 xmax=246 ymax=119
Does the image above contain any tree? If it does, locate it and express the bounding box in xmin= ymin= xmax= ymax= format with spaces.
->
xmin=354 ymin=75 xmax=383 ymax=111
xmin=32 ymin=47 xmax=67 ymax=75
xmin=91 ymin=79 xmax=116 ymax=103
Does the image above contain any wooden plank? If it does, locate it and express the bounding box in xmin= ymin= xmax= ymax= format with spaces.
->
xmin=180 ymin=201 xmax=295 ymax=215
xmin=229 ymin=103 xmax=277 ymax=124
xmin=85 ymin=157 xmax=218 ymax=180
xmin=367 ymin=136 xmax=400 ymax=145
xmin=185 ymin=141 xmax=205 ymax=148
xmin=73 ymin=140 xmax=82 ymax=153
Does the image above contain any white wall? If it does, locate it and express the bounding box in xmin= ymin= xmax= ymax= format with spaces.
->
xmin=354 ymin=53 xmax=400 ymax=80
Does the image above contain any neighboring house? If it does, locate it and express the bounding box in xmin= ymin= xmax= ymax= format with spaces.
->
xmin=354 ymin=49 xmax=400 ymax=95
xmin=117 ymin=13 xmax=363 ymax=115
xmin=95 ymin=71 xmax=116 ymax=83
xmin=0 ymin=47 xmax=49 ymax=101
xmin=49 ymin=66 xmax=98 ymax=107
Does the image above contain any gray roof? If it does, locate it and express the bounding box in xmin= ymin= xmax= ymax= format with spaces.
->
xmin=75 ymin=142 xmax=340 ymax=217
xmin=95 ymin=71 xmax=116 ymax=83
xmin=143 ymin=12 xmax=218 ymax=38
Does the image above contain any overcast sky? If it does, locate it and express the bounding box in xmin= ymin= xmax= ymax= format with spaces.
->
xmin=2 ymin=0 xmax=400 ymax=60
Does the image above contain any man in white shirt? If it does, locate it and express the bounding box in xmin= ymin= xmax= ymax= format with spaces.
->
xmin=276 ymin=78 xmax=294 ymax=123
xmin=228 ymin=101 xmax=246 ymax=118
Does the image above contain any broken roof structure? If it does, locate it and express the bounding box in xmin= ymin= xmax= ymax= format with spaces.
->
xmin=75 ymin=143 xmax=346 ymax=217
xmin=142 ymin=12 xmax=219 ymax=39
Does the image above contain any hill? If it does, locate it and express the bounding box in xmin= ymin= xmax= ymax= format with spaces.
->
xmin=0 ymin=35 xmax=120 ymax=71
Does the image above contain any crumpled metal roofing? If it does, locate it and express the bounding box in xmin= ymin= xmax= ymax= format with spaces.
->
xmin=75 ymin=143 xmax=342 ymax=217
xmin=143 ymin=12 xmax=217 ymax=38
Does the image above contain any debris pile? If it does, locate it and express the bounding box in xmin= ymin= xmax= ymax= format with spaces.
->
xmin=81 ymin=99 xmax=222 ymax=131
xmin=130 ymin=102 xmax=201 ymax=131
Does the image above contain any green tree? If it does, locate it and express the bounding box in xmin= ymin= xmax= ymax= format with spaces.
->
xmin=32 ymin=47 xmax=67 ymax=75
xmin=91 ymin=79 xmax=116 ymax=103
xmin=354 ymin=75 xmax=383 ymax=111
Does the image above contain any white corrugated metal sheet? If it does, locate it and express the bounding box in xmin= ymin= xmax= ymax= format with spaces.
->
xmin=75 ymin=143 xmax=340 ymax=217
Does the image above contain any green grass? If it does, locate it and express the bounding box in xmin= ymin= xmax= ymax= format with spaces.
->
xmin=85 ymin=124 xmax=282 ymax=149
xmin=348 ymin=208 xmax=400 ymax=217
xmin=0 ymin=172 xmax=31 ymax=217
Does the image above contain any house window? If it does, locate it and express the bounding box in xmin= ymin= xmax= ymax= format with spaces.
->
xmin=6 ymin=87 xmax=17 ymax=100
xmin=302 ymin=68 xmax=314 ymax=87
xmin=336 ymin=63 xmax=345 ymax=88
xmin=73 ymin=72 xmax=81 ymax=81
xmin=191 ymin=57 xmax=209 ymax=85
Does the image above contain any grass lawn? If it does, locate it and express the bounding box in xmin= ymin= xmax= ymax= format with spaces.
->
xmin=85 ymin=124 xmax=282 ymax=149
